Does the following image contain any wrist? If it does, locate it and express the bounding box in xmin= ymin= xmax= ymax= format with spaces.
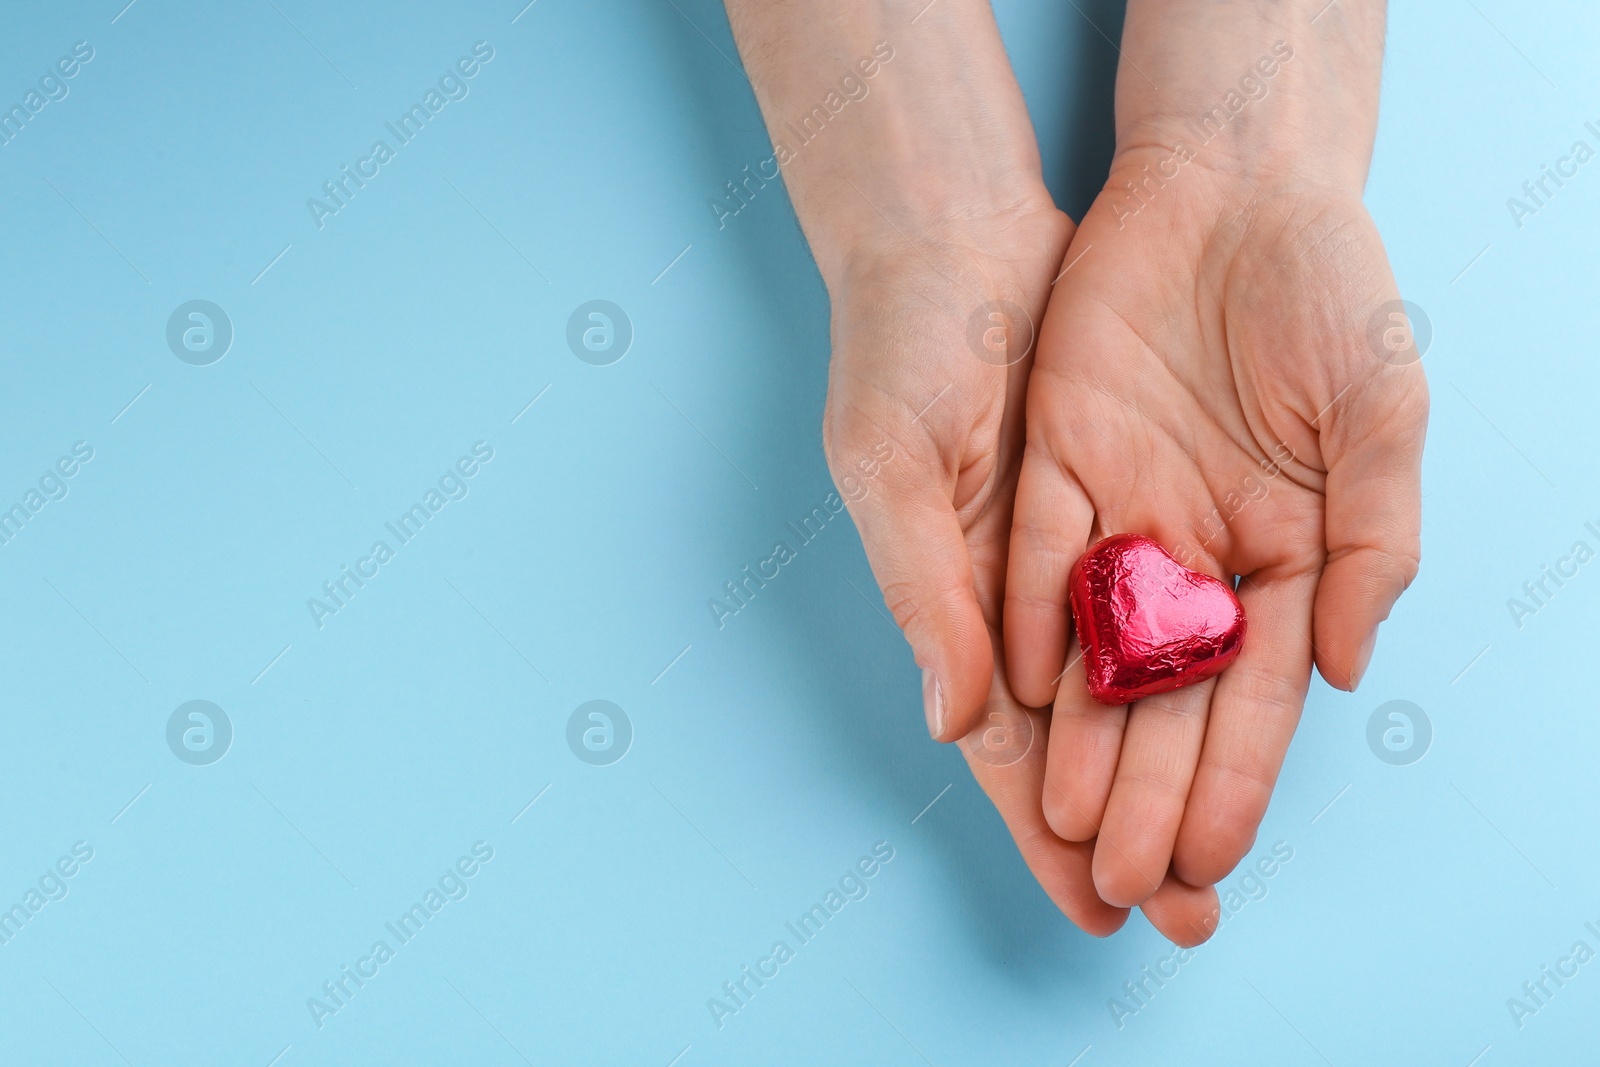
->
xmin=723 ymin=0 xmax=1056 ymax=288
xmin=802 ymin=169 xmax=1061 ymax=294
xmin=1113 ymin=0 xmax=1385 ymax=197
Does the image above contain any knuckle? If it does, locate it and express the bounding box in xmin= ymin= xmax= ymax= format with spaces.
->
xmin=1237 ymin=663 xmax=1309 ymax=723
xmin=1202 ymin=762 xmax=1275 ymax=833
xmin=820 ymin=408 xmax=864 ymax=471
xmin=1359 ymin=541 xmax=1421 ymax=592
xmin=882 ymin=570 xmax=977 ymax=646
xmin=1394 ymin=543 xmax=1422 ymax=589
xmin=1004 ymin=589 xmax=1067 ymax=615
xmin=822 ymin=404 xmax=924 ymax=493
xmin=1119 ymin=768 xmax=1191 ymax=805
xmin=1398 ymin=374 xmax=1431 ymax=423
xmin=880 ymin=579 xmax=930 ymax=637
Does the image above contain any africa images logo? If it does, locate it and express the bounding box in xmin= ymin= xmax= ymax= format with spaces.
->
xmin=306 ymin=842 xmax=496 ymax=1030
xmin=306 ymin=42 xmax=495 ymax=230
xmin=0 ymin=40 xmax=95 ymax=149
xmin=166 ymin=701 xmax=233 ymax=766
xmin=306 ymin=442 xmax=495 ymax=629
xmin=705 ymin=842 xmax=895 ymax=1031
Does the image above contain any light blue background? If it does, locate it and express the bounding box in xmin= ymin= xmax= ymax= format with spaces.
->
xmin=0 ymin=1 xmax=1595 ymax=1064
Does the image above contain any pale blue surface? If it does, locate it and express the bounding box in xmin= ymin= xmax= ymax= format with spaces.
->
xmin=0 ymin=2 xmax=1596 ymax=1064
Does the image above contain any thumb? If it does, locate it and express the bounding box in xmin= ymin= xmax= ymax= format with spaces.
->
xmin=1313 ymin=362 xmax=1429 ymax=691
xmin=829 ymin=426 xmax=993 ymax=742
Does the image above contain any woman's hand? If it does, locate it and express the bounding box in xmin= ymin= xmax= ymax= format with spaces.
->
xmin=723 ymin=0 xmax=1225 ymax=942
xmin=827 ymin=175 xmax=1227 ymax=943
xmin=1005 ymin=1 xmax=1427 ymax=914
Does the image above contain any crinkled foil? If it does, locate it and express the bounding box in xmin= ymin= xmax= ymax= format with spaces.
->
xmin=1068 ymin=534 xmax=1246 ymax=705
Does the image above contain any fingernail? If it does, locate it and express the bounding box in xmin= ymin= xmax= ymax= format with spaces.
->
xmin=922 ymin=668 xmax=946 ymax=740
xmin=1351 ymin=626 xmax=1379 ymax=690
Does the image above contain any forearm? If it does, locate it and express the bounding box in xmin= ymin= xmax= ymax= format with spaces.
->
xmin=1114 ymin=0 xmax=1386 ymax=193
xmin=721 ymin=0 xmax=1054 ymax=284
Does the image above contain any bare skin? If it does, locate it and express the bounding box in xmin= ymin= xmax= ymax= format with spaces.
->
xmin=722 ymin=0 xmax=1425 ymax=944
xmin=1005 ymin=1 xmax=1427 ymax=908
xmin=723 ymin=0 xmax=1221 ymax=942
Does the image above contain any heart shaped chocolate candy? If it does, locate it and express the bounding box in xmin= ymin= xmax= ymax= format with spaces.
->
xmin=1068 ymin=534 xmax=1246 ymax=705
